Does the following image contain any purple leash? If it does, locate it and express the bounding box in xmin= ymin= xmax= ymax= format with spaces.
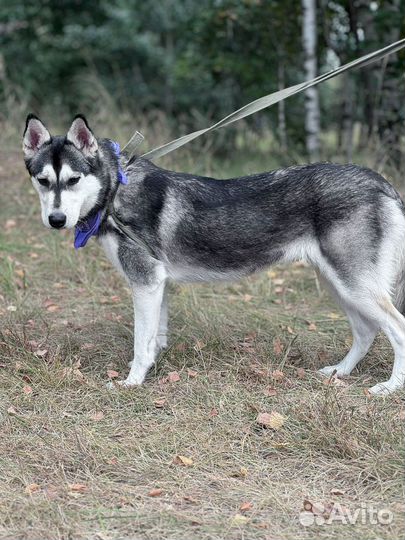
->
xmin=74 ymin=141 xmax=128 ymax=249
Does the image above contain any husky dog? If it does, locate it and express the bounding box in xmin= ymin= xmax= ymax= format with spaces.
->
xmin=22 ymin=114 xmax=405 ymax=395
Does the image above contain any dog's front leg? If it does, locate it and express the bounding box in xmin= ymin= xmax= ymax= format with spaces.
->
xmin=123 ymin=279 xmax=166 ymax=386
xmin=156 ymin=285 xmax=168 ymax=351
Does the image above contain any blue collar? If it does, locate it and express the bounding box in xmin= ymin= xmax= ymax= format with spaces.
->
xmin=74 ymin=141 xmax=128 ymax=249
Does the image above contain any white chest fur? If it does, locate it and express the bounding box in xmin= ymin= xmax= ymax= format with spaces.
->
xmin=99 ymin=232 xmax=127 ymax=279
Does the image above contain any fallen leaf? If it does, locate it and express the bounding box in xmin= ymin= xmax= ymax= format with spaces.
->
xmin=238 ymin=467 xmax=248 ymax=478
xmin=46 ymin=304 xmax=60 ymax=313
xmin=107 ymin=370 xmax=119 ymax=379
xmin=328 ymin=312 xmax=341 ymax=320
xmin=271 ymin=370 xmax=285 ymax=382
xmin=34 ymin=349 xmax=48 ymax=358
xmin=168 ymin=371 xmax=180 ymax=383
xmin=5 ymin=219 xmax=17 ymax=229
xmin=239 ymin=501 xmax=253 ymax=512
xmin=231 ymin=514 xmax=249 ymax=525
xmin=194 ymin=340 xmax=206 ymax=350
xmin=90 ymin=411 xmax=104 ymax=421
xmin=296 ymin=368 xmax=306 ymax=379
xmin=173 ymin=455 xmax=193 ymax=467
xmin=25 ymin=483 xmax=40 ymax=494
xmin=148 ymin=488 xmax=163 ymax=497
xmin=323 ymin=374 xmax=347 ymax=387
xmin=62 ymin=361 xmax=85 ymax=381
xmin=330 ymin=488 xmax=345 ymax=496
xmin=263 ymin=386 xmax=277 ymax=397
xmin=209 ymin=408 xmax=219 ymax=417
xmin=68 ymin=483 xmax=87 ymax=493
xmin=183 ymin=495 xmax=198 ymax=504
xmin=256 ymin=411 xmax=286 ymax=430
xmin=187 ymin=369 xmax=198 ymax=378
xmin=273 ymin=338 xmax=284 ymax=356
xmin=154 ymin=398 xmax=166 ymax=408
xmin=81 ymin=343 xmax=95 ymax=351
xmin=23 ymin=385 xmax=33 ymax=395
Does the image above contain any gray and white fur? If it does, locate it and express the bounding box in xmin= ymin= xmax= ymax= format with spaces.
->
xmin=23 ymin=115 xmax=405 ymax=395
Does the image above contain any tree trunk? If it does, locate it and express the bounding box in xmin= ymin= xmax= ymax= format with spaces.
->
xmin=277 ymin=61 xmax=287 ymax=152
xmin=342 ymin=73 xmax=354 ymax=162
xmin=302 ymin=0 xmax=320 ymax=161
xmin=376 ymin=0 xmax=403 ymax=169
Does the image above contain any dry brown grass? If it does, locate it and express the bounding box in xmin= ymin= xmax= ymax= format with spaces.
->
xmin=0 ymin=149 xmax=404 ymax=540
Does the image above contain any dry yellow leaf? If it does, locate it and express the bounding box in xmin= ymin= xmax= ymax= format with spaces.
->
xmin=231 ymin=514 xmax=249 ymax=525
xmin=173 ymin=455 xmax=193 ymax=467
xmin=256 ymin=411 xmax=286 ymax=430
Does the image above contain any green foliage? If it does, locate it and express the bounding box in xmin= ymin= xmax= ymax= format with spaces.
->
xmin=0 ymin=0 xmax=404 ymax=159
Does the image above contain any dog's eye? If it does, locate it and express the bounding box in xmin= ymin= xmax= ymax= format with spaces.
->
xmin=67 ymin=176 xmax=81 ymax=186
xmin=37 ymin=177 xmax=49 ymax=188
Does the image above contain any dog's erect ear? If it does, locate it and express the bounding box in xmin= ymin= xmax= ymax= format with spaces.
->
xmin=23 ymin=114 xmax=51 ymax=160
xmin=67 ymin=115 xmax=98 ymax=158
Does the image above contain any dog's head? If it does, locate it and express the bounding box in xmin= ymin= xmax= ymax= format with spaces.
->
xmin=23 ymin=114 xmax=114 ymax=229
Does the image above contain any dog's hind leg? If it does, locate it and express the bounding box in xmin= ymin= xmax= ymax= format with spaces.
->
xmin=367 ymin=298 xmax=405 ymax=395
xmin=319 ymin=308 xmax=378 ymax=378
xmin=319 ymin=287 xmax=405 ymax=394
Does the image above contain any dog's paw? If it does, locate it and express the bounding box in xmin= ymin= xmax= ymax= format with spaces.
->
xmin=106 ymin=379 xmax=139 ymax=390
xmin=318 ymin=365 xmax=351 ymax=378
xmin=156 ymin=335 xmax=168 ymax=350
xmin=367 ymin=381 xmax=397 ymax=396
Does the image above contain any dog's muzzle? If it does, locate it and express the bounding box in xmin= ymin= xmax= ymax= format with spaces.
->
xmin=49 ymin=211 xmax=67 ymax=229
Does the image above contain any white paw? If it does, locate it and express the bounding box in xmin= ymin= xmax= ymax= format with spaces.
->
xmin=318 ymin=365 xmax=351 ymax=378
xmin=106 ymin=379 xmax=139 ymax=390
xmin=367 ymin=381 xmax=397 ymax=396
xmin=156 ymin=335 xmax=168 ymax=350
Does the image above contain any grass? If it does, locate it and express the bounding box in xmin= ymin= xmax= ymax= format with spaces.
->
xmin=0 ymin=146 xmax=404 ymax=540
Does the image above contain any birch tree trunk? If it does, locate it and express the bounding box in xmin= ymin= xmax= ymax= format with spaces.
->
xmin=278 ymin=61 xmax=287 ymax=152
xmin=302 ymin=0 xmax=320 ymax=161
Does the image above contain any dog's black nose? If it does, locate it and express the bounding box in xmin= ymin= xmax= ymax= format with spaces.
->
xmin=49 ymin=212 xmax=66 ymax=229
